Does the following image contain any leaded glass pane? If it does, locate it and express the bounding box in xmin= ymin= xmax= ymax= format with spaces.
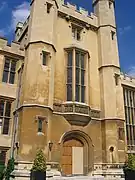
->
xmin=81 ymin=70 xmax=85 ymax=85
xmin=67 ymin=68 xmax=72 ymax=83
xmin=126 ymin=125 xmax=129 ymax=145
xmin=76 ymin=68 xmax=80 ymax=84
xmin=2 ymin=118 xmax=10 ymax=135
xmin=81 ymin=86 xmax=85 ymax=103
xmin=133 ymin=126 xmax=135 ymax=145
xmin=129 ymin=125 xmax=132 ymax=145
xmin=0 ymin=100 xmax=4 ymax=116
xmin=4 ymin=59 xmax=10 ymax=71
xmin=81 ymin=54 xmax=84 ymax=69
xmin=76 ymin=52 xmax=79 ymax=67
xmin=5 ymin=102 xmax=11 ymax=117
xmin=9 ymin=72 xmax=15 ymax=84
xmin=11 ymin=61 xmax=16 ymax=71
xmin=2 ymin=71 xmax=8 ymax=83
xmin=67 ymin=51 xmax=72 ymax=66
xmin=75 ymin=85 xmax=80 ymax=102
xmin=67 ymin=84 xmax=72 ymax=101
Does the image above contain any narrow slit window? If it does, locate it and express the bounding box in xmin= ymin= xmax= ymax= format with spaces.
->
xmin=47 ymin=3 xmax=52 ymax=13
xmin=111 ymin=31 xmax=115 ymax=40
xmin=42 ymin=51 xmax=47 ymax=66
xmin=114 ymin=74 xmax=119 ymax=86
xmin=38 ymin=119 xmax=43 ymax=133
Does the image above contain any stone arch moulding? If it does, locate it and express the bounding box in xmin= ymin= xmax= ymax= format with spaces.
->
xmin=59 ymin=130 xmax=94 ymax=146
xmin=59 ymin=130 xmax=94 ymax=175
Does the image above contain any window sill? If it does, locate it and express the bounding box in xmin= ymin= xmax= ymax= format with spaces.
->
xmin=37 ymin=132 xmax=44 ymax=136
xmin=1 ymin=82 xmax=16 ymax=86
xmin=63 ymin=101 xmax=89 ymax=107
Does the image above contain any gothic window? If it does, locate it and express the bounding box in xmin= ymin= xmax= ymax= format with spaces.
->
xmin=0 ymin=99 xmax=11 ymax=135
xmin=72 ymin=24 xmax=82 ymax=41
xmin=2 ymin=58 xmax=16 ymax=84
xmin=0 ymin=150 xmax=6 ymax=165
xmin=124 ymin=87 xmax=135 ymax=151
xmin=67 ymin=49 xmax=86 ymax=103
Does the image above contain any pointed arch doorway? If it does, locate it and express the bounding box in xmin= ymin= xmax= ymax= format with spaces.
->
xmin=60 ymin=130 xmax=94 ymax=176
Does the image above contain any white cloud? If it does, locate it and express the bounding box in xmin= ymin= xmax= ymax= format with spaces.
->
xmin=0 ymin=29 xmax=6 ymax=37
xmin=0 ymin=2 xmax=7 ymax=12
xmin=119 ymin=26 xmax=132 ymax=35
xmin=10 ymin=1 xmax=30 ymax=30
xmin=127 ymin=66 xmax=135 ymax=77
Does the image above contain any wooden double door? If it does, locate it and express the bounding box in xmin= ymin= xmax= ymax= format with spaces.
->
xmin=61 ymin=138 xmax=84 ymax=175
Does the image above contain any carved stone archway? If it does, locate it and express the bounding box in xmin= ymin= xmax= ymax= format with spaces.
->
xmin=59 ymin=130 xmax=94 ymax=176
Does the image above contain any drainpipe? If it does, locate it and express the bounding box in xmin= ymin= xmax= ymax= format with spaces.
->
xmin=10 ymin=63 xmax=24 ymax=158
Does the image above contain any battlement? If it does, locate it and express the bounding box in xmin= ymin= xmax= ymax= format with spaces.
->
xmin=121 ymin=73 xmax=135 ymax=88
xmin=59 ymin=2 xmax=98 ymax=28
xmin=0 ymin=37 xmax=25 ymax=58
xmin=66 ymin=2 xmax=89 ymax=16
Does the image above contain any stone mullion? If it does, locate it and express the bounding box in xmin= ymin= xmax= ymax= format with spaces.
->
xmin=72 ymin=49 xmax=76 ymax=102
xmin=8 ymin=60 xmax=11 ymax=83
xmin=1 ymin=100 xmax=6 ymax=134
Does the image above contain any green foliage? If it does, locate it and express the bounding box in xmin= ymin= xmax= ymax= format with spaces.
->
xmin=124 ymin=154 xmax=135 ymax=171
xmin=0 ymin=165 xmax=5 ymax=180
xmin=4 ymin=158 xmax=15 ymax=180
xmin=31 ymin=149 xmax=46 ymax=172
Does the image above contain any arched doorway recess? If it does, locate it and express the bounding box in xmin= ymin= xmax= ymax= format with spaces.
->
xmin=60 ymin=130 xmax=94 ymax=176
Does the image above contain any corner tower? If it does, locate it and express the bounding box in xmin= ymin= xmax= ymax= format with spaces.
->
xmin=93 ymin=0 xmax=126 ymax=174
xmin=15 ymin=0 xmax=58 ymax=163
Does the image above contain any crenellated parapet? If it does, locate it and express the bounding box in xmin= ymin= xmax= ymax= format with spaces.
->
xmin=0 ymin=37 xmax=24 ymax=58
xmin=121 ymin=73 xmax=135 ymax=88
xmin=59 ymin=2 xmax=98 ymax=30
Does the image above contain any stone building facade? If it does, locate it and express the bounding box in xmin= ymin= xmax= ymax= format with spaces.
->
xmin=0 ymin=0 xmax=134 ymax=178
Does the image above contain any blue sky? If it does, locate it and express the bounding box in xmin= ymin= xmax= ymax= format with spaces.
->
xmin=0 ymin=0 xmax=135 ymax=75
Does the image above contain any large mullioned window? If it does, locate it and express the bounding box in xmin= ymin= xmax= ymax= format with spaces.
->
xmin=2 ymin=58 xmax=16 ymax=84
xmin=123 ymin=87 xmax=135 ymax=152
xmin=67 ymin=49 xmax=86 ymax=103
xmin=0 ymin=99 xmax=11 ymax=135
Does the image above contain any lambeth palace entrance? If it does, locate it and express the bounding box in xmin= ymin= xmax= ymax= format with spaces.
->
xmin=60 ymin=130 xmax=94 ymax=176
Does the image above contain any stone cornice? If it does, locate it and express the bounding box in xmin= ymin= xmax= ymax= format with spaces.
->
xmin=98 ymin=24 xmax=116 ymax=30
xmin=0 ymin=50 xmax=24 ymax=59
xmin=98 ymin=64 xmax=120 ymax=71
xmin=13 ymin=104 xmax=53 ymax=115
xmin=25 ymin=41 xmax=57 ymax=52
xmin=101 ymin=117 xmax=125 ymax=122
